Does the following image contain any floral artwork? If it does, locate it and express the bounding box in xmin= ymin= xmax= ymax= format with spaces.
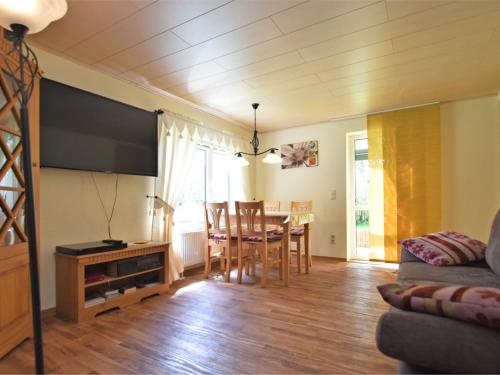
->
xmin=280 ymin=140 xmax=318 ymax=169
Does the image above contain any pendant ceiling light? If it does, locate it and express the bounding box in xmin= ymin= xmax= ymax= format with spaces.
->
xmin=234 ymin=103 xmax=281 ymax=166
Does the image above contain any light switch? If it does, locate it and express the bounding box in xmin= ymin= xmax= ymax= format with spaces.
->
xmin=330 ymin=190 xmax=336 ymax=200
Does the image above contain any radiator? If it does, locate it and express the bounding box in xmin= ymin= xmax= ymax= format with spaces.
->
xmin=177 ymin=230 xmax=206 ymax=268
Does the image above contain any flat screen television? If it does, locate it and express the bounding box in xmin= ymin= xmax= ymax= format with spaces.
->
xmin=40 ymin=78 xmax=158 ymax=176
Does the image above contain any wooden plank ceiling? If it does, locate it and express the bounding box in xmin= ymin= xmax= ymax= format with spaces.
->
xmin=29 ymin=0 xmax=500 ymax=131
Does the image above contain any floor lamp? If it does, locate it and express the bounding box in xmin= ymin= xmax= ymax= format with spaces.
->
xmin=0 ymin=1 xmax=67 ymax=374
xmin=146 ymin=195 xmax=174 ymax=241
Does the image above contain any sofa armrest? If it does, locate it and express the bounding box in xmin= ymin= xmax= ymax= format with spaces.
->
xmin=376 ymin=308 xmax=500 ymax=373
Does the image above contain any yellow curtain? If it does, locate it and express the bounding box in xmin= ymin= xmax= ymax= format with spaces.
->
xmin=368 ymin=104 xmax=442 ymax=262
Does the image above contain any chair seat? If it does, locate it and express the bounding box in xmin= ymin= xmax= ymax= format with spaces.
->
xmin=275 ymin=228 xmax=305 ymax=236
xmin=291 ymin=228 xmax=305 ymax=236
xmin=208 ymin=233 xmax=237 ymax=241
xmin=242 ymin=233 xmax=283 ymax=243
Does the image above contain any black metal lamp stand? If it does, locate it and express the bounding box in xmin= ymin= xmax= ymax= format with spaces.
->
xmin=4 ymin=24 xmax=44 ymax=374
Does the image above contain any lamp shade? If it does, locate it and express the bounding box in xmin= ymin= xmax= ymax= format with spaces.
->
xmin=152 ymin=196 xmax=174 ymax=213
xmin=262 ymin=149 xmax=282 ymax=164
xmin=0 ymin=0 xmax=67 ymax=34
xmin=234 ymin=153 xmax=250 ymax=167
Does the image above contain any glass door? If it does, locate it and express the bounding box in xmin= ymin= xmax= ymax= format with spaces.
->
xmin=347 ymin=133 xmax=370 ymax=261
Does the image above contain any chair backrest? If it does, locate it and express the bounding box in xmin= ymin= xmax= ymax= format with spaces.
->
xmin=290 ymin=200 xmax=312 ymax=213
xmin=205 ymin=202 xmax=231 ymax=238
xmin=235 ymin=201 xmax=267 ymax=240
xmin=264 ymin=201 xmax=280 ymax=212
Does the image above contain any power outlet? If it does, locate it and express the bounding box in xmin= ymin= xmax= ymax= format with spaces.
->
xmin=330 ymin=235 xmax=335 ymax=244
xmin=330 ymin=189 xmax=336 ymax=200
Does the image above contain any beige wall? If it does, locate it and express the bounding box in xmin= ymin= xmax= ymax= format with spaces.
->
xmin=256 ymin=96 xmax=500 ymax=260
xmin=441 ymin=96 xmax=500 ymax=242
xmin=256 ymin=117 xmax=367 ymax=259
xmin=35 ymin=47 xmax=251 ymax=310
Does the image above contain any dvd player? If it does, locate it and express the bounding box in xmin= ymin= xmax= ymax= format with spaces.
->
xmin=56 ymin=241 xmax=127 ymax=256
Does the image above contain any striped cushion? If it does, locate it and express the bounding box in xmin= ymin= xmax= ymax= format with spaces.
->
xmin=378 ymin=283 xmax=500 ymax=329
xmin=208 ymin=233 xmax=237 ymax=241
xmin=401 ymin=231 xmax=486 ymax=266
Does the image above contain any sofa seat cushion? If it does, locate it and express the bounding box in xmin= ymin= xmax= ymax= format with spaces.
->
xmin=397 ymin=262 xmax=500 ymax=288
xmin=401 ymin=232 xmax=486 ymax=266
xmin=376 ymin=307 xmax=500 ymax=374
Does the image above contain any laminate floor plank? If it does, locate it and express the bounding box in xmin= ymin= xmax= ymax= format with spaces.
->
xmin=0 ymin=259 xmax=397 ymax=374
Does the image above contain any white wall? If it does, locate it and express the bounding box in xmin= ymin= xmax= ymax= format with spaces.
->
xmin=256 ymin=117 xmax=367 ymax=259
xmin=35 ymin=47 xmax=251 ymax=310
xmin=441 ymin=96 xmax=500 ymax=242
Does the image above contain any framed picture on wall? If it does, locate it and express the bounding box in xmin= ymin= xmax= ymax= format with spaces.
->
xmin=281 ymin=140 xmax=319 ymax=169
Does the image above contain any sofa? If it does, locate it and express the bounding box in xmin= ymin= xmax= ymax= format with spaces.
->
xmin=376 ymin=211 xmax=500 ymax=374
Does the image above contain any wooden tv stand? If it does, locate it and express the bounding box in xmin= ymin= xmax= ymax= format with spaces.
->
xmin=55 ymin=242 xmax=169 ymax=322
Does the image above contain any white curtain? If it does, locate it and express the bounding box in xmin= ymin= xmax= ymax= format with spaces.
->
xmin=153 ymin=112 xmax=253 ymax=283
xmin=154 ymin=121 xmax=197 ymax=283
xmin=227 ymin=143 xmax=252 ymax=202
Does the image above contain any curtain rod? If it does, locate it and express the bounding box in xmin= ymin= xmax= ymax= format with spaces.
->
xmin=326 ymin=101 xmax=441 ymax=123
xmin=159 ymin=107 xmax=248 ymax=142
xmin=366 ymin=101 xmax=440 ymax=116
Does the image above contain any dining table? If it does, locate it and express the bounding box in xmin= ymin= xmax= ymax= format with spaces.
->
xmin=229 ymin=211 xmax=315 ymax=286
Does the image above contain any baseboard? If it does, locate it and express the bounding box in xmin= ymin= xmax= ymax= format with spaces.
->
xmin=41 ymin=307 xmax=56 ymax=319
xmin=368 ymin=258 xmax=399 ymax=264
xmin=312 ymin=255 xmax=347 ymax=262
xmin=184 ymin=262 xmax=204 ymax=271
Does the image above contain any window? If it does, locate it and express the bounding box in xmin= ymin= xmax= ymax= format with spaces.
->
xmin=174 ymin=146 xmax=230 ymax=232
xmin=208 ymin=150 xmax=230 ymax=202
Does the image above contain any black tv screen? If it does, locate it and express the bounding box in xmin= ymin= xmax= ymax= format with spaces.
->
xmin=40 ymin=78 xmax=158 ymax=176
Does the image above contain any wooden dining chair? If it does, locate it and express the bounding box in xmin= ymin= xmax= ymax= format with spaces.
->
xmin=264 ymin=201 xmax=280 ymax=212
xmin=204 ymin=202 xmax=237 ymax=282
xmin=264 ymin=201 xmax=281 ymax=235
xmin=235 ymin=201 xmax=284 ymax=287
xmin=290 ymin=200 xmax=312 ymax=273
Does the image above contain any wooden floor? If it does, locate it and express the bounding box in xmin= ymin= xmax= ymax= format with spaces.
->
xmin=0 ymin=259 xmax=397 ymax=374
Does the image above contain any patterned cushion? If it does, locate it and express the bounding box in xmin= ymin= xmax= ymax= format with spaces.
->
xmin=291 ymin=228 xmax=305 ymax=236
xmin=401 ymin=232 xmax=486 ymax=266
xmin=378 ymin=283 xmax=500 ymax=330
xmin=242 ymin=233 xmax=283 ymax=243
xmin=274 ymin=228 xmax=305 ymax=236
xmin=208 ymin=233 xmax=237 ymax=241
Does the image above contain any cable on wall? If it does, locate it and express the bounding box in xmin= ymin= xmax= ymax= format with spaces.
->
xmin=91 ymin=173 xmax=119 ymax=239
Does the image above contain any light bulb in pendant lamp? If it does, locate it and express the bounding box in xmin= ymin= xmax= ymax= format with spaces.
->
xmin=234 ymin=152 xmax=250 ymax=167
xmin=262 ymin=149 xmax=281 ymax=164
xmin=0 ymin=0 xmax=67 ymax=35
